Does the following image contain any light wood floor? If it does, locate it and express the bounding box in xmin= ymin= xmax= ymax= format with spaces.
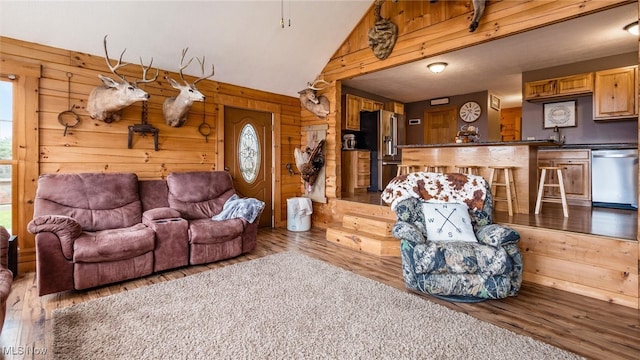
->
xmin=1 ymin=228 xmax=639 ymax=359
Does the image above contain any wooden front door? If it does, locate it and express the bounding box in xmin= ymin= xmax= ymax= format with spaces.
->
xmin=224 ymin=107 xmax=272 ymax=228
xmin=424 ymin=106 xmax=457 ymax=144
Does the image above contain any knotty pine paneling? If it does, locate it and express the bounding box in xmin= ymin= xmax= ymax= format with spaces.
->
xmin=514 ymin=223 xmax=639 ymax=308
xmin=1 ymin=36 xmax=302 ymax=271
xmin=322 ymin=0 xmax=629 ymax=81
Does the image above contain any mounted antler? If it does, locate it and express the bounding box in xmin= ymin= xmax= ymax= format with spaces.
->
xmin=298 ymin=79 xmax=330 ymax=119
xmin=86 ymin=35 xmax=158 ymax=123
xmin=162 ymin=48 xmax=215 ymax=127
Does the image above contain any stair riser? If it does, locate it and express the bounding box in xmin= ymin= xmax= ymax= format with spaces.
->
xmin=342 ymin=214 xmax=394 ymax=236
xmin=326 ymin=228 xmax=399 ymax=257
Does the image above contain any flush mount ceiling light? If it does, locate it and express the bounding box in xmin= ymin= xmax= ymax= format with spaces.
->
xmin=624 ymin=21 xmax=639 ymax=35
xmin=427 ymin=62 xmax=448 ymax=74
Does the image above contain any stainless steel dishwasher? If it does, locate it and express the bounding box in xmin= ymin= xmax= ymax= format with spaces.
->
xmin=591 ymin=149 xmax=638 ymax=209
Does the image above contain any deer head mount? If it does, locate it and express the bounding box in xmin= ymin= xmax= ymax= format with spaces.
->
xmin=162 ymin=48 xmax=215 ymax=127
xmin=86 ymin=35 xmax=158 ymax=123
xmin=298 ymin=80 xmax=330 ymax=119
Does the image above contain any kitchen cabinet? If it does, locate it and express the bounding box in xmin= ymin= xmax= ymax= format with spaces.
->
xmin=361 ymin=98 xmax=384 ymax=112
xmin=342 ymin=150 xmax=370 ymax=193
xmin=343 ymin=94 xmax=385 ymax=130
xmin=343 ymin=94 xmax=362 ymax=130
xmin=593 ymin=66 xmax=637 ymax=120
xmin=537 ymin=149 xmax=591 ymax=206
xmin=524 ymin=72 xmax=593 ymax=101
xmin=384 ymin=101 xmax=405 ymax=115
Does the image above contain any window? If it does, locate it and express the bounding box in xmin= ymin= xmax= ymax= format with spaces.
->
xmin=238 ymin=123 xmax=260 ymax=183
xmin=0 ymin=80 xmax=13 ymax=232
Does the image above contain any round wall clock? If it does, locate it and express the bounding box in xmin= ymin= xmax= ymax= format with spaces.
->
xmin=459 ymin=101 xmax=481 ymax=123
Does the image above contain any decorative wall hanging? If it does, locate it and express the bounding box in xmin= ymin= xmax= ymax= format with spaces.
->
xmin=128 ymin=101 xmax=159 ymax=151
xmin=58 ymin=72 xmax=80 ymax=136
xmin=87 ymin=35 xmax=158 ymax=123
xmin=368 ymin=0 xmax=398 ymax=60
xmin=198 ymin=98 xmax=212 ymax=143
xmin=298 ymin=79 xmax=330 ymax=119
xmin=490 ymin=94 xmax=501 ymax=111
xmin=544 ymin=101 xmax=576 ymax=128
xmin=468 ymin=0 xmax=487 ymax=32
xmin=294 ymin=124 xmax=327 ymax=203
xmin=163 ymin=48 xmax=215 ymax=127
xmin=429 ymin=0 xmax=487 ymax=32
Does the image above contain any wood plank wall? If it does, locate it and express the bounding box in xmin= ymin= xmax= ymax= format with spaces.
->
xmin=0 ymin=36 xmax=303 ymax=272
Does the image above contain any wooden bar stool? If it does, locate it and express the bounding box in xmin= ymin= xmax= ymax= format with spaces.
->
xmin=425 ymin=165 xmax=447 ymax=173
xmin=454 ymin=165 xmax=481 ymax=175
xmin=488 ymin=166 xmax=519 ymax=216
xmin=397 ymin=165 xmax=422 ymax=176
xmin=535 ymin=166 xmax=569 ymax=217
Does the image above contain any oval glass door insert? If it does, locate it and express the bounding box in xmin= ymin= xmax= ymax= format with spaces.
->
xmin=238 ymin=123 xmax=260 ymax=183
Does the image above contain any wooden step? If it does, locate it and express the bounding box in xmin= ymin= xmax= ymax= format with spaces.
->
xmin=326 ymin=226 xmax=400 ymax=257
xmin=334 ymin=199 xmax=396 ymax=221
xmin=342 ymin=213 xmax=396 ymax=236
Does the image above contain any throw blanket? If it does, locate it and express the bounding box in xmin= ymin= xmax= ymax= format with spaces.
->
xmin=212 ymin=194 xmax=265 ymax=223
xmin=381 ymin=172 xmax=487 ymax=211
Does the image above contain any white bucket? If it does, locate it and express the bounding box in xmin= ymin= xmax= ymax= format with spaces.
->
xmin=286 ymin=197 xmax=312 ymax=232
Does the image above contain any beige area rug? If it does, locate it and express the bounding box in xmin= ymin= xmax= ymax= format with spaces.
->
xmin=52 ymin=252 xmax=582 ymax=360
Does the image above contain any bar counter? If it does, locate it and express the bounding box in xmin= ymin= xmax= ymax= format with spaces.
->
xmin=398 ymin=140 xmax=560 ymax=214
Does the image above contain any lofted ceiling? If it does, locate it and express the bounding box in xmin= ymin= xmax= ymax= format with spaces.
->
xmin=0 ymin=1 xmax=637 ymax=109
xmin=0 ymin=0 xmax=372 ymax=97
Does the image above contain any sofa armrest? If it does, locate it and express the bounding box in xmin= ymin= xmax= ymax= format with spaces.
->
xmin=142 ymin=207 xmax=182 ymax=226
xmin=27 ymin=215 xmax=82 ymax=260
xmin=475 ymin=224 xmax=520 ymax=247
xmin=392 ymin=221 xmax=427 ymax=244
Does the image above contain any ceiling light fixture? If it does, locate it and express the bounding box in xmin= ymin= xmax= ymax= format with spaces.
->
xmin=624 ymin=21 xmax=639 ymax=35
xmin=427 ymin=62 xmax=448 ymax=74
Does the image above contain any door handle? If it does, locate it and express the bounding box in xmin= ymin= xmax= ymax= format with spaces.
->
xmin=224 ymin=167 xmax=230 ymax=171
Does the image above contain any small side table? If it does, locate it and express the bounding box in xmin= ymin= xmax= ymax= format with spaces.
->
xmin=8 ymin=235 xmax=17 ymax=278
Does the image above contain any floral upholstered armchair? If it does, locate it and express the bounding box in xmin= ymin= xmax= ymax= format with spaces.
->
xmin=382 ymin=172 xmax=523 ymax=301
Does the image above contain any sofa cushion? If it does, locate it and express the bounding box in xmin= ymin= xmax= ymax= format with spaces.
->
xmin=142 ymin=207 xmax=181 ymax=222
xmin=73 ymin=223 xmax=155 ymax=263
xmin=33 ymin=173 xmax=142 ymax=231
xmin=188 ymin=218 xmax=244 ymax=245
xmin=411 ymin=241 xmax=511 ymax=276
xmin=167 ymin=171 xmax=236 ymax=220
xmin=421 ymin=202 xmax=476 ymax=242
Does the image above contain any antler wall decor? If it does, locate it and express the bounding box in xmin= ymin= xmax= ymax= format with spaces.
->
xmin=86 ymin=35 xmax=158 ymax=123
xmin=298 ymin=79 xmax=330 ymax=119
xmin=163 ymin=48 xmax=215 ymax=128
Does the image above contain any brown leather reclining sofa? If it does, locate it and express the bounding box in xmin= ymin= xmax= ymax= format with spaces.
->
xmin=27 ymin=171 xmax=262 ymax=296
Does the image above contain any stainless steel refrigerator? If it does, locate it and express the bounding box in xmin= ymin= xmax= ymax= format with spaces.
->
xmin=360 ymin=109 xmax=405 ymax=191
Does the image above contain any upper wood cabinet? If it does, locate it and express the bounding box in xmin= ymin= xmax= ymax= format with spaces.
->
xmin=342 ymin=94 xmax=387 ymax=130
xmin=593 ymin=66 xmax=638 ymax=120
xmin=384 ymin=101 xmax=405 ymax=115
xmin=524 ymin=73 xmax=593 ymax=101
xmin=343 ymin=94 xmax=362 ymax=130
xmin=361 ymin=98 xmax=384 ymax=112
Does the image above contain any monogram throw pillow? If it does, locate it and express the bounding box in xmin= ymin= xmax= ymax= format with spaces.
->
xmin=422 ymin=202 xmax=477 ymax=242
